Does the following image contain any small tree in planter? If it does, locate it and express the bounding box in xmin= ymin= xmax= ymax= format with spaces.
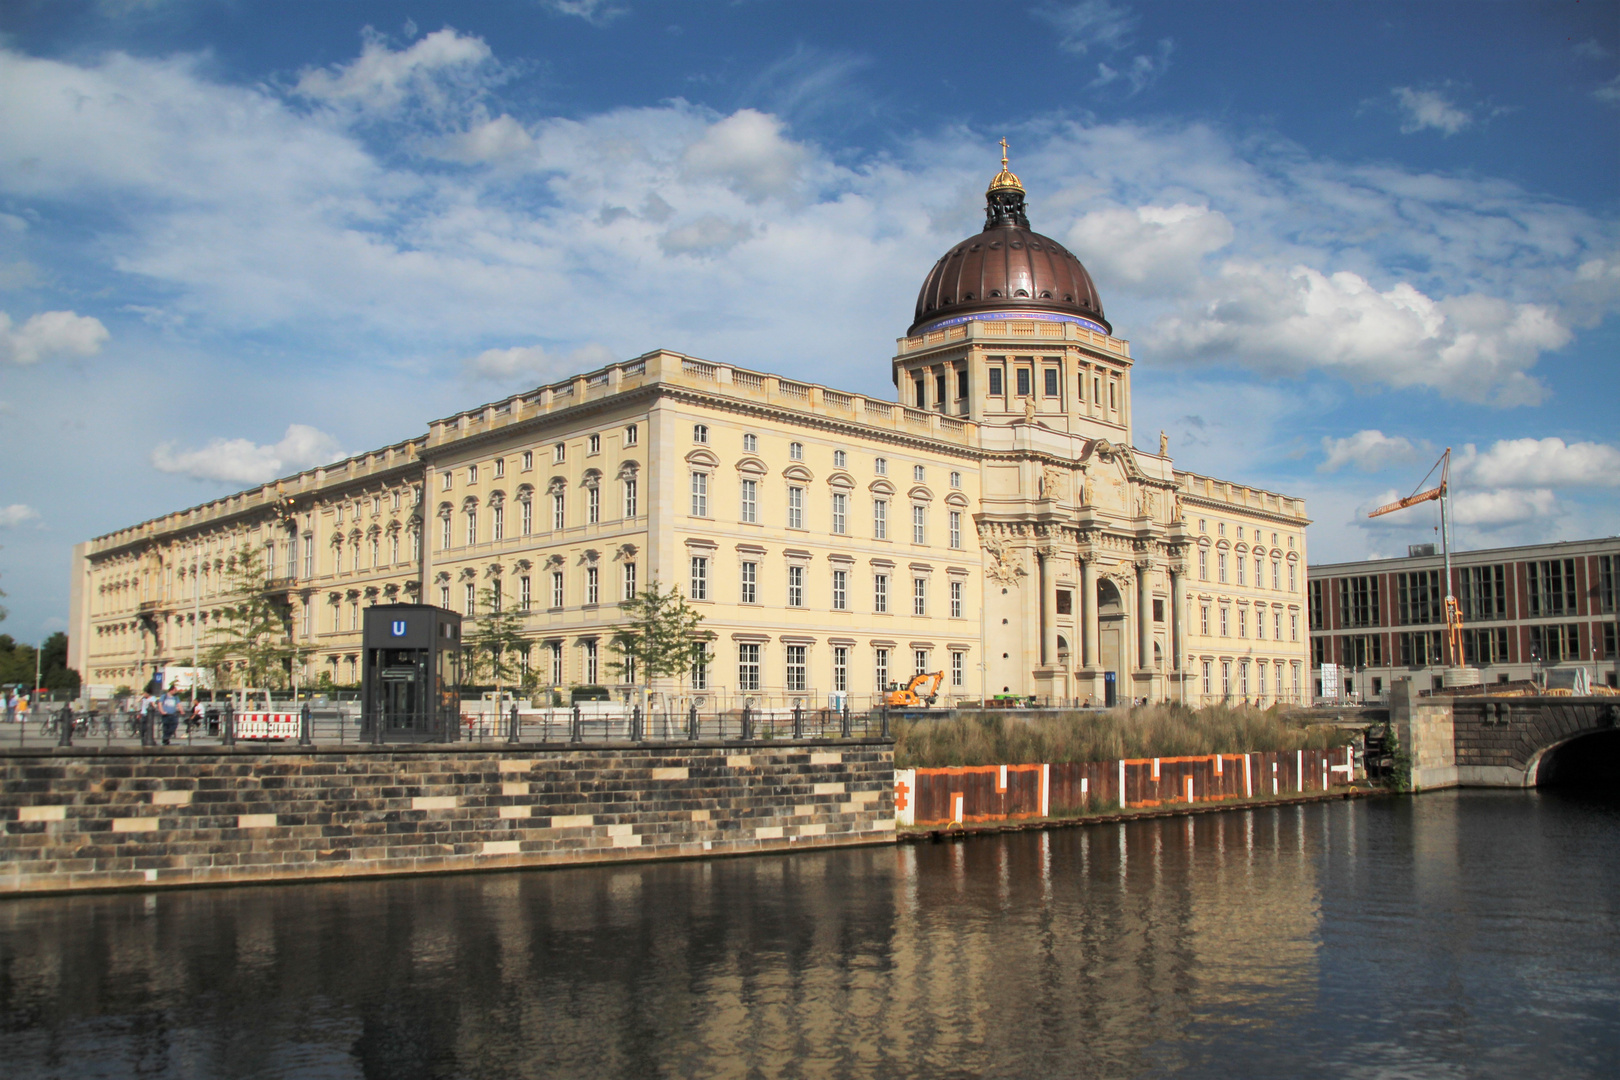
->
xmin=608 ymin=579 xmax=713 ymax=718
xmin=465 ymin=584 xmax=528 ymax=719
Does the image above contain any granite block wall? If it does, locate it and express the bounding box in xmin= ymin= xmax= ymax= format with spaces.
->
xmin=0 ymin=740 xmax=895 ymax=894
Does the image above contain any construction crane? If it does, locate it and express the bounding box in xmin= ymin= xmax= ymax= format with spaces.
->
xmin=1368 ymin=448 xmax=1463 ymax=668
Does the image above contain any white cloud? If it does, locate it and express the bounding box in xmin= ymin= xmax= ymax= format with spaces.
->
xmin=659 ymin=216 xmax=755 ymax=257
xmin=680 ymin=109 xmax=808 ymax=202
xmin=1450 ymin=488 xmax=1558 ymax=527
xmin=1454 ymin=437 xmax=1620 ymax=488
xmin=1595 ymin=73 xmax=1620 ymax=107
xmin=463 ymin=342 xmax=615 ymax=383
xmin=542 ymin=0 xmax=626 ymax=26
xmin=151 ymin=423 xmax=344 ymax=484
xmin=1319 ymin=430 xmax=1426 ymax=473
xmin=1392 ymin=87 xmax=1473 ymax=135
xmin=1151 ymin=263 xmax=1571 ymax=405
xmin=1573 ymin=38 xmax=1611 ymax=60
xmin=0 ymin=504 xmax=41 ymax=528
xmin=1092 ymin=39 xmax=1173 ymax=95
xmin=1037 ymin=1 xmax=1137 ymax=54
xmin=293 ymin=27 xmax=494 ymax=116
xmin=1067 ymin=203 xmax=1232 ymax=291
xmin=0 ymin=309 xmax=109 ymax=365
xmin=437 ymin=113 xmax=534 ymax=163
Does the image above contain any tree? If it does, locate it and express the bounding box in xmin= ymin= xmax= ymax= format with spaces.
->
xmin=465 ymin=584 xmax=528 ymax=709
xmin=39 ymin=632 xmax=79 ymax=692
xmin=204 ymin=547 xmax=308 ymax=689
xmin=607 ymin=579 xmax=713 ymax=692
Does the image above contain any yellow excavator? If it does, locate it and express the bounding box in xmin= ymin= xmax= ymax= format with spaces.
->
xmin=885 ymin=671 xmax=944 ymax=708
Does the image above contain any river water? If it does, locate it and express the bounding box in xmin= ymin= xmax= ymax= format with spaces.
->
xmin=3 ymin=789 xmax=1617 ymax=1079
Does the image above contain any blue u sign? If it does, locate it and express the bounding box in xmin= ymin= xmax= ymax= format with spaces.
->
xmin=391 ymin=620 xmax=407 ymax=637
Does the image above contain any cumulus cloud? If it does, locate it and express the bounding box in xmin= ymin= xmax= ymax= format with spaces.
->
xmin=1151 ymin=263 xmax=1571 ymax=404
xmin=0 ymin=309 xmax=109 ymax=365
xmin=1450 ymin=487 xmax=1557 ymax=527
xmin=1454 ymin=437 xmax=1620 ymax=488
xmin=436 ymin=113 xmax=534 ymax=163
xmin=1068 ymin=203 xmax=1232 ymax=291
xmin=463 ymin=342 xmax=615 ymax=383
xmin=1319 ymin=430 xmax=1427 ymax=473
xmin=1392 ymin=87 xmax=1473 ymax=135
xmin=293 ymin=27 xmax=494 ymax=116
xmin=151 ymin=423 xmax=344 ymax=484
xmin=0 ymin=504 xmax=42 ymax=528
xmin=659 ymin=216 xmax=755 ymax=257
xmin=680 ymin=109 xmax=808 ymax=202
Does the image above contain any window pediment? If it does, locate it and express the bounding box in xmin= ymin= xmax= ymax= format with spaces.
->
xmin=909 ymin=485 xmax=933 ymax=502
xmin=826 ymin=470 xmax=855 ymax=490
xmin=782 ymin=463 xmax=814 ymax=483
xmin=944 ymin=491 xmax=969 ymax=508
xmin=869 ymin=478 xmax=896 ymax=496
xmin=686 ymin=448 xmax=721 ymax=468
xmin=735 ymin=455 xmax=769 ymax=476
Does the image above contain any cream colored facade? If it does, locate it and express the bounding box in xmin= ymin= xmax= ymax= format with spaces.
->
xmin=69 ymin=165 xmax=1310 ymax=708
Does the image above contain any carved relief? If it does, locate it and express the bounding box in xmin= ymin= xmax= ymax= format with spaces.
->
xmin=981 ymin=533 xmax=1028 ymax=586
xmin=1039 ymin=464 xmax=1067 ymax=501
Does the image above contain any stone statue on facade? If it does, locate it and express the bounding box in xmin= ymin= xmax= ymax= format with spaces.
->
xmin=981 ymin=534 xmax=1027 ymax=586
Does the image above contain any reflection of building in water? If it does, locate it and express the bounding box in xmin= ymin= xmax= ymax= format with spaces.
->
xmin=70 ymin=152 xmax=1307 ymax=708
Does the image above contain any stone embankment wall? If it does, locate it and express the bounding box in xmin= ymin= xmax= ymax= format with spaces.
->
xmin=0 ymin=740 xmax=894 ymax=895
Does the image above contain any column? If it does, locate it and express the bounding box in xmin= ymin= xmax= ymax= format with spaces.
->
xmin=1079 ymin=554 xmax=1097 ymax=670
xmin=1136 ymin=560 xmax=1153 ymax=671
xmin=1170 ymin=564 xmax=1185 ymax=702
xmin=1039 ymin=551 xmax=1058 ymax=667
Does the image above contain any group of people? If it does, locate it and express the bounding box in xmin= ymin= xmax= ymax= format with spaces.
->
xmin=134 ymin=687 xmax=207 ymax=744
xmin=4 ymin=687 xmax=33 ymax=725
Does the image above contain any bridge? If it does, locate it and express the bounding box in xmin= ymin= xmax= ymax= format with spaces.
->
xmin=1392 ymin=679 xmax=1620 ymax=789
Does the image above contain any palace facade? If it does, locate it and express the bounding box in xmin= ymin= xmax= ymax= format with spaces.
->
xmin=69 ymin=157 xmax=1311 ymax=707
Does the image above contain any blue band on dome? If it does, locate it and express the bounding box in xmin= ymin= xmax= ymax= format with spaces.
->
xmin=913 ymin=310 xmax=1110 ymax=337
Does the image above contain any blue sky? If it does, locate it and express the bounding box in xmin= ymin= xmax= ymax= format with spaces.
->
xmin=1 ymin=0 xmax=1617 ymax=645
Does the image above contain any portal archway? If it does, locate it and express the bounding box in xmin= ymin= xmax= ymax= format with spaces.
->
xmin=1535 ymin=729 xmax=1620 ymax=788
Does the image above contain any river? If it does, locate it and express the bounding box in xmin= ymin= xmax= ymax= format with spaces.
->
xmin=3 ymin=789 xmax=1616 ymax=1079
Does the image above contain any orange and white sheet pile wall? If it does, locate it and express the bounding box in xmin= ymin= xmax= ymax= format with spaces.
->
xmin=898 ymin=747 xmax=1354 ymax=827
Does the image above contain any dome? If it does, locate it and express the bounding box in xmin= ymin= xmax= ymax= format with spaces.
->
xmin=909 ymin=147 xmax=1109 ymax=336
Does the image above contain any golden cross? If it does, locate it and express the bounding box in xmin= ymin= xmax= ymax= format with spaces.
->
xmin=999 ymin=137 xmax=1009 ymax=168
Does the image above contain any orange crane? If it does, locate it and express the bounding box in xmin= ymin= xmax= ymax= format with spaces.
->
xmin=885 ymin=671 xmax=944 ymax=708
xmin=1368 ymin=448 xmax=1464 ymax=668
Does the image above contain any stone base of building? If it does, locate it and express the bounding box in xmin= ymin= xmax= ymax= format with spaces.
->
xmin=0 ymin=740 xmax=895 ymax=895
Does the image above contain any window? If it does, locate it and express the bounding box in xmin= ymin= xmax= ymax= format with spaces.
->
xmin=1459 ymin=565 xmax=1507 ymax=621
xmin=787 ymin=565 xmax=804 ymax=607
xmin=303 ymin=536 xmax=314 ymax=579
xmin=914 ymin=375 xmax=926 ymax=407
xmin=1308 ymin=580 xmax=1326 ymax=630
xmin=392 ymin=490 xmax=402 ymax=511
xmin=874 ymin=456 xmax=887 ymax=475
xmin=1288 ymin=563 xmax=1297 ymax=591
xmin=1220 ymin=607 xmax=1229 ymax=637
xmin=1272 ymin=561 xmax=1281 ymax=590
xmin=1529 ymin=623 xmax=1581 ymax=665
xmin=491 ymin=581 xmax=503 ymax=613
xmin=738 ymin=643 xmax=761 ymax=691
xmin=1255 ymin=558 xmax=1264 ymax=587
xmin=873 ymin=499 xmax=888 ymax=539
xmin=1202 ymin=660 xmax=1212 ymax=695
xmin=588 ymin=434 xmax=600 ymax=455
xmin=743 ymin=433 xmax=758 ymax=453
xmin=522 ymin=450 xmax=533 ymax=471
xmin=1238 ymin=608 xmax=1248 ymax=638
xmin=1290 ymin=614 xmax=1298 ymax=641
xmin=1221 ymin=661 xmax=1231 ymax=698
xmin=834 ymin=647 xmax=849 ymax=693
xmin=989 ymin=367 xmax=1004 ymax=396
xmin=442 ymin=472 xmax=453 ymax=491
xmin=625 ymin=424 xmax=638 ymax=446
xmin=1200 ymin=605 xmax=1210 ymax=635
xmin=832 ymin=492 xmax=847 ymax=534
xmin=914 ymin=464 xmax=926 ymax=483
xmin=786 ymin=645 xmax=807 ymax=691
xmin=913 ymin=577 xmax=927 ymax=616
xmin=468 ymin=464 xmax=479 ymax=484
xmin=520 ymin=576 xmax=532 ymax=611
xmin=1109 ymin=381 xmax=1117 ymax=410
xmin=787 ymin=486 xmax=804 ymax=529
xmin=623 ymin=561 xmax=636 ymax=600
xmin=950 ymin=580 xmax=963 ymax=618
xmin=492 ymin=504 xmax=504 ymax=541
xmin=790 ymin=441 xmax=803 ymax=461
xmin=951 ymin=651 xmax=964 ymax=687
xmin=912 ymin=505 xmax=926 ymax=544
xmin=1599 ymin=555 xmax=1617 ymax=614
xmin=693 ymin=424 xmax=708 ymax=444
xmin=584 ymin=640 xmax=598 ymax=684
xmin=465 ymin=508 xmax=477 ymax=546
xmin=521 ymin=498 xmax=533 ymax=535
xmin=551 ymin=572 xmax=564 ymax=609
xmin=1394 ymin=572 xmax=1437 ymax=625
xmin=935 ymin=371 xmax=947 ymax=407
xmin=948 ymin=511 xmax=961 ymax=549
xmin=1462 ymin=627 xmax=1510 ymax=666
xmin=494 ymin=459 xmax=505 ymax=479
xmin=586 ymin=566 xmax=599 ymax=605
xmin=690 ymin=556 xmax=709 ymax=601
xmin=1218 ymin=522 xmax=1226 ymax=537
xmin=1199 ymin=519 xmax=1207 ymax=534
xmin=553 ymin=443 xmax=565 ymax=464
xmin=1092 ymin=374 xmax=1101 ymax=404
xmin=389 ymin=533 xmax=399 ymax=564
xmin=623 ymin=478 xmax=637 ymax=518
xmin=874 ymin=574 xmax=889 ymax=613
xmin=875 ymin=648 xmax=889 ymax=690
xmin=550 ymin=643 xmax=563 ymax=685
xmin=832 ymin=569 xmax=847 ymax=610
xmin=957 ymin=368 xmax=968 ymax=400
xmin=1399 ymin=630 xmax=1444 ymax=667
xmin=834 ymin=449 xmax=846 ymax=468
xmin=691 ymin=645 xmax=708 ymax=690
xmin=464 ymin=583 xmax=476 ymax=615
xmin=1237 ymin=527 xmax=1244 ymax=540
xmin=740 ymin=561 xmax=758 ymax=604
xmin=1043 ymin=368 xmax=1060 ymax=397
xmin=1016 ymin=368 xmax=1031 ymax=396
xmin=1237 ymin=557 xmax=1245 ymax=586
xmin=691 ymin=472 xmax=709 ymax=516
xmin=1218 ymin=552 xmax=1228 ymax=583
xmin=1527 ymin=559 xmax=1577 ymax=617
xmin=587 ymin=486 xmax=600 ymax=524
xmin=439 ymin=585 xmax=450 ymax=609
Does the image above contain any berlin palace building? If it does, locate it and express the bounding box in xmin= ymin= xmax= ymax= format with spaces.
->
xmin=69 ymin=154 xmax=1312 ymax=708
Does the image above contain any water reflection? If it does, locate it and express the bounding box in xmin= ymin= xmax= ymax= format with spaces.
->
xmin=3 ymin=791 xmax=1616 ymax=1079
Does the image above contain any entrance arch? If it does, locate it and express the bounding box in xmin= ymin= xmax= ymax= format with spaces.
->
xmin=1533 ymin=729 xmax=1620 ymax=788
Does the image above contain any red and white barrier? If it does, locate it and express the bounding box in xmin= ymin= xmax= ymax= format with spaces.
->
xmin=235 ymin=712 xmax=301 ymax=740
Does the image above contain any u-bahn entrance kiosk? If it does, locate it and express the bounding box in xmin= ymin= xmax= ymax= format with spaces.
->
xmin=361 ymin=604 xmax=462 ymax=742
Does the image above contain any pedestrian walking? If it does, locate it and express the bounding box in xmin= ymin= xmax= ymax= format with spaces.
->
xmin=159 ymin=686 xmax=180 ymax=745
xmin=4 ymin=688 xmax=15 ymax=725
xmin=17 ymin=693 xmax=30 ymax=727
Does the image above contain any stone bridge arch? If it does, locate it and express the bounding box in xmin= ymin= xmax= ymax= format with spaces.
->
xmin=1449 ymin=696 xmax=1620 ymax=787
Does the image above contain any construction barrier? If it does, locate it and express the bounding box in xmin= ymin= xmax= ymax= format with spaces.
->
xmin=234 ymin=713 xmax=302 ymax=740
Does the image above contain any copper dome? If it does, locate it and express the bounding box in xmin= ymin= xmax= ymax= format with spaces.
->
xmin=909 ymin=161 xmax=1108 ymax=336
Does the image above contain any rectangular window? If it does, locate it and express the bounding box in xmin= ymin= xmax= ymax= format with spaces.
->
xmin=522 ymin=499 xmax=533 ymax=535
xmin=988 ymin=367 xmax=1004 ymax=396
xmin=439 ymin=585 xmax=450 ymax=609
xmin=491 ymin=581 xmax=503 ymax=614
xmin=1202 ymin=660 xmax=1212 ymax=695
xmin=303 ymin=537 xmax=314 ymax=579
xmin=957 ymin=369 xmax=968 ymax=401
xmin=1395 ymin=572 xmax=1438 ymax=625
xmin=913 ymin=577 xmax=927 ymax=616
xmin=1016 ymin=367 xmax=1031 ymax=396
xmin=1528 ymin=623 xmax=1581 ymax=665
xmin=949 ymin=511 xmax=961 ymax=549
xmin=550 ymin=644 xmax=563 ymax=685
xmin=586 ymin=566 xmax=599 ymax=605
xmin=1237 ymin=557 xmax=1246 ymax=586
xmin=1239 ymin=661 xmax=1249 ymax=697
xmin=1309 ymin=579 xmax=1325 ymax=630
xmin=584 ymin=640 xmax=598 ymax=684
xmin=623 ymin=478 xmax=637 ymax=518
xmin=1221 ymin=661 xmax=1231 ymax=698
xmin=790 ymin=441 xmax=803 ymax=461
xmin=876 ymin=648 xmax=889 ymax=689
xmin=874 ymin=456 xmax=887 ymax=475
xmin=1341 ymin=575 xmax=1382 ymax=628
xmin=1257 ymin=608 xmax=1266 ymax=639
xmin=951 ymin=651 xmax=964 ymax=687
xmin=874 ymin=574 xmax=889 ymax=614
xmin=740 ymin=561 xmax=757 ymax=604
xmin=744 ymin=433 xmax=759 ymax=453
xmin=1198 ymin=549 xmax=1208 ymax=580
xmin=522 ymin=450 xmax=533 ymax=471
xmin=1200 ymin=605 xmax=1210 ymax=635
xmin=1290 ymin=613 xmax=1299 ymax=641
xmin=935 ymin=371 xmax=947 ymax=407
xmin=623 ymin=561 xmax=636 ymax=600
xmin=914 ymin=464 xmax=926 ymax=483
xmin=690 ymin=556 xmax=709 ymax=601
xmin=834 ymin=449 xmax=846 ymax=468
xmin=950 ymin=580 xmax=963 ymax=618
xmin=553 ymin=493 xmax=565 ymax=531
xmin=912 ymin=504 xmax=926 ymax=544
xmin=914 ymin=650 xmax=929 ymax=676
xmin=1527 ymin=559 xmax=1577 ymax=617
xmin=832 ymin=493 xmax=847 ymax=534
xmin=551 ymin=572 xmax=563 ymax=609
xmin=873 ymin=499 xmax=887 ymax=540
xmin=691 ymin=645 xmax=708 ymax=690
xmin=738 ymin=643 xmax=760 ymax=691
xmin=1462 ymin=627 xmax=1510 ymax=666
xmin=553 ymin=443 xmax=565 ymax=464
xmin=691 ymin=472 xmax=709 ymax=517
xmin=493 ymin=459 xmax=505 ymax=479
xmin=587 ymin=486 xmax=599 ymax=524
xmin=1043 ymin=367 xmax=1059 ymax=397
xmin=464 ymin=583 xmax=476 ymax=615
xmin=520 ymin=576 xmax=531 ymax=611
xmin=1218 ymin=552 xmax=1228 ymax=583
xmin=625 ymin=424 xmax=637 ymax=446
xmin=950 ymin=471 xmax=961 ymax=489
xmin=1220 ymin=607 xmax=1229 ymax=637
xmin=465 ymin=509 xmax=477 ymax=547
xmin=832 ymin=569 xmax=847 ymax=610
xmin=693 ymin=424 xmax=708 ymax=444
xmin=787 ymin=565 xmax=804 ymax=607
xmin=1459 ymin=564 xmax=1508 ymax=621
xmin=1238 ymin=608 xmax=1248 ymax=638
xmin=788 ymin=486 xmax=804 ymax=529
xmin=1399 ymin=630 xmax=1445 ymax=667
xmin=786 ymin=645 xmax=807 ymax=691
xmin=442 ymin=472 xmax=452 ymax=491
xmin=588 ymin=433 xmax=600 ymax=455
xmin=834 ymin=647 xmax=849 ymax=692
xmin=1272 ymin=560 xmax=1280 ymax=590
xmin=492 ymin=504 xmax=504 ymax=541
xmin=1599 ymin=555 xmax=1617 ymax=614
xmin=738 ymin=478 xmax=758 ymax=523
xmin=468 ymin=465 xmax=478 ymax=484
xmin=1289 ymin=563 xmax=1297 ymax=591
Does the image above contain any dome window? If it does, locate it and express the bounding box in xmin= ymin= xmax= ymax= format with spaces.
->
xmin=1063 ymin=294 xmax=1073 ymax=302
xmin=1040 ymin=291 xmax=1052 ymax=298
xmin=970 ymin=243 xmax=982 ymax=251
xmin=1030 ymin=243 xmax=1043 ymax=251
xmin=989 ymin=241 xmax=1002 ymax=249
xmin=1010 ymin=241 xmax=1024 ymax=249
xmin=990 ymin=290 xmax=1002 ymax=297
xmin=1015 ymin=289 xmax=1029 ymax=297
xmin=963 ymin=292 xmax=974 ymax=300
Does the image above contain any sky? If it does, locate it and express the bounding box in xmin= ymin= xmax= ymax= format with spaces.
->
xmin=0 ymin=0 xmax=1617 ymax=646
